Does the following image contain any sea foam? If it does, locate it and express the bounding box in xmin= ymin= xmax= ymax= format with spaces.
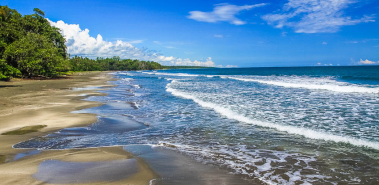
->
xmin=142 ymin=72 xmax=199 ymax=77
xmin=166 ymin=82 xmax=379 ymax=150
xmin=229 ymin=77 xmax=379 ymax=93
xmin=144 ymin=71 xmax=379 ymax=93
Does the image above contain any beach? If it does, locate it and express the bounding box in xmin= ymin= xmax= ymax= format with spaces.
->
xmin=2 ymin=1 xmax=377 ymax=184
xmin=0 ymin=72 xmax=158 ymax=184
xmin=1 ymin=68 xmax=379 ymax=184
xmin=0 ymin=72 xmax=250 ymax=185
xmin=38 ymin=68 xmax=375 ymax=184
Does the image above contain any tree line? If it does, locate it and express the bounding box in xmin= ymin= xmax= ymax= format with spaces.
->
xmin=0 ymin=6 xmax=162 ymax=80
xmin=69 ymin=56 xmax=162 ymax=71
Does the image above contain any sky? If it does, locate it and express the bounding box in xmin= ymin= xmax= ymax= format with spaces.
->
xmin=2 ymin=0 xmax=379 ymax=67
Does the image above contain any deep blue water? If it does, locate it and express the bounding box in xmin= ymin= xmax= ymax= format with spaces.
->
xmin=163 ymin=66 xmax=379 ymax=85
xmin=16 ymin=66 xmax=379 ymax=184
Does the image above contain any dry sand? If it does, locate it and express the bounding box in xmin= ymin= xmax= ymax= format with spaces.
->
xmin=0 ymin=72 xmax=157 ymax=184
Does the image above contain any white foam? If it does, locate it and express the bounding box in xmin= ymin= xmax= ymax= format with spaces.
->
xmin=166 ymin=82 xmax=379 ymax=150
xmin=120 ymin=78 xmax=133 ymax=83
xmin=149 ymin=179 xmax=156 ymax=185
xmin=156 ymin=142 xmax=321 ymax=185
xmin=142 ymin=72 xmax=199 ymax=77
xmin=132 ymin=102 xmax=139 ymax=109
xmin=229 ymin=77 xmax=379 ymax=93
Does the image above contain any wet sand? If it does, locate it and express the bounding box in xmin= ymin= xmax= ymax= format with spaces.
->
xmin=125 ymin=145 xmax=252 ymax=185
xmin=0 ymin=72 xmax=251 ymax=184
xmin=0 ymin=147 xmax=157 ymax=185
xmin=0 ymin=72 xmax=112 ymax=158
xmin=0 ymin=72 xmax=156 ymax=184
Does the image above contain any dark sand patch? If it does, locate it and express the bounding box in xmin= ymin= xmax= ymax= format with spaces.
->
xmin=14 ymin=116 xmax=149 ymax=149
xmin=0 ymin=85 xmax=21 ymax=88
xmin=14 ymin=150 xmax=41 ymax=160
xmin=56 ymin=116 xmax=148 ymax=135
xmin=33 ymin=159 xmax=138 ymax=184
xmin=91 ymin=116 xmax=148 ymax=133
xmin=0 ymin=147 xmax=157 ymax=185
xmin=0 ymin=155 xmax=6 ymax=164
xmin=1 ymin=125 xmax=47 ymax=135
xmin=124 ymin=145 xmax=252 ymax=185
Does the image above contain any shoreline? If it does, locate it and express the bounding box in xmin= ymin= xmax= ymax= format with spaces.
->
xmin=0 ymin=71 xmax=252 ymax=185
xmin=0 ymin=72 xmax=158 ymax=184
xmin=0 ymin=72 xmax=112 ymax=155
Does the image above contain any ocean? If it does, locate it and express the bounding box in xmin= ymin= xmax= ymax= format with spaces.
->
xmin=16 ymin=66 xmax=379 ymax=184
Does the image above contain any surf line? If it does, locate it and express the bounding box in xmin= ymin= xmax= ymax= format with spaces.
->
xmin=229 ymin=77 xmax=379 ymax=94
xmin=166 ymin=81 xmax=379 ymax=150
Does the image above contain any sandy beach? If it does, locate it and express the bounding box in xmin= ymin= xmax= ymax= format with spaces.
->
xmin=0 ymin=72 xmax=251 ymax=185
xmin=0 ymin=72 xmax=158 ymax=184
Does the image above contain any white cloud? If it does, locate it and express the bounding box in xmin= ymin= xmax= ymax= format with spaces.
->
xmin=188 ymin=3 xmax=267 ymax=25
xmin=322 ymin=42 xmax=327 ymax=45
xmin=48 ymin=19 xmax=216 ymax=67
xmin=262 ymin=0 xmax=375 ymax=33
xmin=128 ymin=40 xmax=144 ymax=44
xmin=317 ymin=62 xmax=321 ymax=65
xmin=225 ymin=65 xmax=238 ymax=68
xmin=214 ymin=34 xmax=223 ymax=38
xmin=171 ymin=57 xmax=215 ymax=67
xmin=358 ymin=59 xmax=377 ymax=65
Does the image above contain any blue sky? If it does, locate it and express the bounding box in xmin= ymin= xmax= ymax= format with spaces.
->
xmin=2 ymin=0 xmax=379 ymax=67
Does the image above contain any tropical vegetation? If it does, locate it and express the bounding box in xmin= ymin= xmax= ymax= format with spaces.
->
xmin=0 ymin=6 xmax=162 ymax=80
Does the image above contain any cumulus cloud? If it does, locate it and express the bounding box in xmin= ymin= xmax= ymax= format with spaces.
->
xmin=358 ymin=59 xmax=377 ymax=65
xmin=322 ymin=42 xmax=327 ymax=45
xmin=262 ymin=0 xmax=375 ymax=33
xmin=214 ymin=34 xmax=223 ymax=38
xmin=48 ymin=19 xmax=216 ymax=67
xmin=225 ymin=65 xmax=238 ymax=68
xmin=188 ymin=3 xmax=267 ymax=25
xmin=171 ymin=57 xmax=215 ymax=67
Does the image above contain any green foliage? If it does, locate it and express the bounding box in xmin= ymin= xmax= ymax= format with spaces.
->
xmin=162 ymin=66 xmax=214 ymax=69
xmin=33 ymin=8 xmax=45 ymax=17
xmin=68 ymin=56 xmax=162 ymax=71
xmin=0 ymin=6 xmax=162 ymax=80
xmin=0 ymin=6 xmax=68 ymax=79
xmin=3 ymin=33 xmax=67 ymax=77
xmin=0 ymin=59 xmax=21 ymax=80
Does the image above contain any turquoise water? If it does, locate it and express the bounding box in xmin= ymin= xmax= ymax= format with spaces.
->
xmin=16 ymin=66 xmax=379 ymax=184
